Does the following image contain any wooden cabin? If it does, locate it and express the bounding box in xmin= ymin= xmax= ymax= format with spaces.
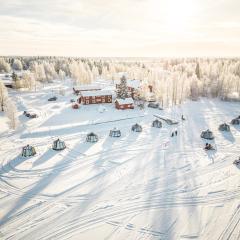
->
xmin=78 ymin=90 xmax=112 ymax=105
xmin=115 ymin=98 xmax=134 ymax=110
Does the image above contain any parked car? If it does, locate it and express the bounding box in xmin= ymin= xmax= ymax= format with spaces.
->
xmin=148 ymin=102 xmax=159 ymax=108
xmin=70 ymin=99 xmax=75 ymax=103
xmin=48 ymin=96 xmax=57 ymax=101
xmin=29 ymin=113 xmax=38 ymax=118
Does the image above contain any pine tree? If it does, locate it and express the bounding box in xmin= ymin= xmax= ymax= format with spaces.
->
xmin=117 ymin=75 xmax=128 ymax=99
xmin=195 ymin=62 xmax=201 ymax=79
xmin=12 ymin=72 xmax=18 ymax=82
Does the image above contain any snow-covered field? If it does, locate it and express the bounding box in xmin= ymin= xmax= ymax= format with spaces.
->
xmin=0 ymin=81 xmax=240 ymax=240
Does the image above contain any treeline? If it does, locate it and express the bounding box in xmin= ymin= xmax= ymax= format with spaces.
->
xmin=0 ymin=56 xmax=239 ymax=107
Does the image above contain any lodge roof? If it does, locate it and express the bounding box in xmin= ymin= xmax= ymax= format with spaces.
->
xmin=81 ymin=90 xmax=113 ymax=97
xmin=115 ymin=98 xmax=134 ymax=105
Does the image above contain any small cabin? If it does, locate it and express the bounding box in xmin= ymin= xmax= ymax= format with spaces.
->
xmin=219 ymin=123 xmax=230 ymax=131
xmin=201 ymin=129 xmax=214 ymax=140
xmin=231 ymin=118 xmax=240 ymax=125
xmin=22 ymin=145 xmax=36 ymax=157
xmin=152 ymin=119 xmax=162 ymax=128
xmin=109 ymin=128 xmax=121 ymax=137
xmin=78 ymin=90 xmax=112 ymax=105
xmin=86 ymin=132 xmax=98 ymax=143
xmin=115 ymin=98 xmax=134 ymax=110
xmin=52 ymin=139 xmax=66 ymax=151
xmin=131 ymin=123 xmax=142 ymax=132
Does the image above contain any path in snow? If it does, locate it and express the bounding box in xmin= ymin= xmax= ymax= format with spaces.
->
xmin=0 ymin=85 xmax=240 ymax=240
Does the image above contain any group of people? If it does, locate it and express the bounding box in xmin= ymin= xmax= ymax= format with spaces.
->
xmin=171 ymin=130 xmax=178 ymax=137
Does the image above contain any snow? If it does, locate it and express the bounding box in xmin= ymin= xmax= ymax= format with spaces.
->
xmin=74 ymin=84 xmax=102 ymax=91
xmin=0 ymin=80 xmax=240 ymax=240
xmin=0 ymin=74 xmax=12 ymax=85
xmin=115 ymin=97 xmax=134 ymax=105
xmin=80 ymin=90 xmax=113 ymax=97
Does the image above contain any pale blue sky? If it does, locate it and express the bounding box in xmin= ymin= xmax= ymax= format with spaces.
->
xmin=0 ymin=0 xmax=240 ymax=57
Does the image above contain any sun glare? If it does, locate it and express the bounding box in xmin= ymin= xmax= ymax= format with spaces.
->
xmin=149 ymin=0 xmax=197 ymax=33
xmin=166 ymin=0 xmax=197 ymax=32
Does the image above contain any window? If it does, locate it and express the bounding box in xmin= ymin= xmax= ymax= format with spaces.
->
xmin=86 ymin=100 xmax=89 ymax=104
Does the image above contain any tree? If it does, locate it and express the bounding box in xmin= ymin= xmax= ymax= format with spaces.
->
xmin=12 ymin=72 xmax=18 ymax=82
xmin=0 ymin=58 xmax=11 ymax=73
xmin=6 ymin=99 xmax=18 ymax=129
xmin=195 ymin=62 xmax=201 ymax=79
xmin=12 ymin=59 xmax=23 ymax=71
xmin=0 ymin=81 xmax=8 ymax=111
xmin=117 ymin=75 xmax=128 ymax=99
xmin=22 ymin=71 xmax=36 ymax=90
xmin=59 ymin=69 xmax=66 ymax=81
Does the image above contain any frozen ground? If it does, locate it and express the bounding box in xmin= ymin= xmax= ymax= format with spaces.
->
xmin=0 ymin=81 xmax=240 ymax=240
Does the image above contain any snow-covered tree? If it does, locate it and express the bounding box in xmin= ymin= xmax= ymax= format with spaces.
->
xmin=6 ymin=99 xmax=18 ymax=129
xmin=22 ymin=71 xmax=36 ymax=90
xmin=44 ymin=62 xmax=57 ymax=81
xmin=59 ymin=69 xmax=66 ymax=81
xmin=117 ymin=75 xmax=128 ymax=99
xmin=0 ymin=80 xmax=8 ymax=111
xmin=0 ymin=58 xmax=11 ymax=73
xmin=12 ymin=59 xmax=23 ymax=71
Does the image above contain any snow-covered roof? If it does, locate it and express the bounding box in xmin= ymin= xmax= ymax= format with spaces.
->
xmin=115 ymin=98 xmax=134 ymax=105
xmin=75 ymin=84 xmax=102 ymax=91
xmin=81 ymin=90 xmax=113 ymax=97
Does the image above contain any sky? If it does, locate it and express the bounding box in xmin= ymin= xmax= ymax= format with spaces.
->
xmin=0 ymin=0 xmax=240 ymax=57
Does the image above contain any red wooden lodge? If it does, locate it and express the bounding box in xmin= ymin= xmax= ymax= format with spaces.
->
xmin=78 ymin=90 xmax=113 ymax=105
xmin=115 ymin=98 xmax=134 ymax=110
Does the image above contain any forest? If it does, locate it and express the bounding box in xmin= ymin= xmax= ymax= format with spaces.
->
xmin=0 ymin=56 xmax=240 ymax=129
